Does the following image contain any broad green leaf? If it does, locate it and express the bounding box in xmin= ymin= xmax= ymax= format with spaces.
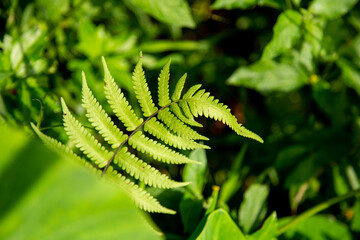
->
xmin=298 ymin=42 xmax=314 ymax=72
xmin=352 ymin=200 xmax=360 ymax=232
xmin=227 ymin=61 xmax=307 ymax=94
xmin=246 ymin=212 xmax=278 ymax=240
xmin=196 ymin=209 xmax=246 ymax=240
xmin=129 ymin=0 xmax=195 ymax=28
xmin=279 ymin=215 xmax=352 ymax=240
xmin=76 ymin=20 xmax=107 ymax=59
xmin=180 ymin=192 xmax=203 ymax=234
xmin=338 ymin=58 xmax=360 ymax=96
xmin=333 ymin=165 xmax=350 ymax=196
xmin=303 ymin=13 xmax=325 ymax=57
xmin=10 ymin=26 xmax=47 ymax=72
xmin=309 ymin=0 xmax=358 ymax=19
xmin=0 ymin=125 xmax=161 ymax=240
xmin=239 ymin=184 xmax=269 ymax=234
xmin=35 ymin=0 xmax=69 ymax=22
xmin=183 ymin=149 xmax=207 ymax=198
xmin=262 ymin=10 xmax=302 ymax=60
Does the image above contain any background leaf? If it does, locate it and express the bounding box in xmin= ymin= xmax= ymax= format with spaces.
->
xmin=129 ymin=0 xmax=195 ymax=28
xmin=183 ymin=149 xmax=208 ymax=199
xmin=279 ymin=215 xmax=353 ymax=240
xmin=261 ymin=10 xmax=302 ymax=60
xmin=196 ymin=209 xmax=246 ymax=240
xmin=246 ymin=212 xmax=278 ymax=240
xmin=227 ymin=61 xmax=307 ymax=93
xmin=309 ymin=0 xmax=358 ymax=19
xmin=238 ymin=184 xmax=270 ymax=234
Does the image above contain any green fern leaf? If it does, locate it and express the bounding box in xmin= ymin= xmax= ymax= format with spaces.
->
xmin=61 ymin=98 xmax=109 ymax=167
xmin=158 ymin=59 xmax=171 ymax=107
xmin=157 ymin=108 xmax=208 ymax=140
xmin=171 ymin=73 xmax=187 ymax=101
xmin=132 ymin=53 xmax=158 ymax=117
xmin=170 ymin=103 xmax=203 ymax=127
xmin=144 ymin=118 xmax=210 ymax=150
xmin=183 ymin=84 xmax=202 ymax=99
xmin=183 ymin=89 xmax=264 ymax=143
xmin=102 ymin=57 xmax=143 ymax=131
xmin=82 ymin=72 xmax=128 ymax=148
xmin=178 ymin=100 xmax=203 ymax=127
xmin=128 ymin=131 xmax=198 ymax=164
xmin=115 ymin=147 xmax=189 ymax=188
xmin=106 ymin=167 xmax=176 ymax=214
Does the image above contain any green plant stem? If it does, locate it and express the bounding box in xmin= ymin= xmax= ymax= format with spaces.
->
xmin=277 ymin=189 xmax=360 ymax=236
xmin=102 ymin=102 xmax=175 ymax=175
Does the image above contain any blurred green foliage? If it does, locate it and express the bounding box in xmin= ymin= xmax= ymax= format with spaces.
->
xmin=0 ymin=125 xmax=161 ymax=239
xmin=1 ymin=0 xmax=360 ymax=239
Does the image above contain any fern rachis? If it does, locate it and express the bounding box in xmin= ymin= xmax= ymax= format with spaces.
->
xmin=32 ymin=53 xmax=263 ymax=214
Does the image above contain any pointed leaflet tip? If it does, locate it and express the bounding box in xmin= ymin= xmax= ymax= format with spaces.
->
xmin=81 ymin=71 xmax=87 ymax=88
xmin=60 ymin=97 xmax=70 ymax=114
xmin=171 ymin=73 xmax=187 ymax=101
xmin=101 ymin=56 xmax=111 ymax=82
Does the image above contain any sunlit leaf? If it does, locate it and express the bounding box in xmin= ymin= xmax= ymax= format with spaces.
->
xmin=309 ymin=0 xmax=358 ymax=19
xmin=196 ymin=209 xmax=246 ymax=240
xmin=227 ymin=61 xmax=308 ymax=93
xmin=183 ymin=149 xmax=208 ymax=198
xmin=239 ymin=184 xmax=269 ymax=234
xmin=262 ymin=10 xmax=302 ymax=60
xmin=338 ymin=58 xmax=360 ymax=96
xmin=247 ymin=212 xmax=278 ymax=240
xmin=129 ymin=0 xmax=195 ymax=28
xmin=279 ymin=215 xmax=352 ymax=240
xmin=0 ymin=125 xmax=161 ymax=240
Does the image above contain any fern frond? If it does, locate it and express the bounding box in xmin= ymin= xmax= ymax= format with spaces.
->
xmin=171 ymin=73 xmax=187 ymax=101
xmin=34 ymin=54 xmax=263 ymax=215
xmin=102 ymin=57 xmax=143 ymax=131
xmin=183 ymin=89 xmax=264 ymax=143
xmin=61 ymin=98 xmax=109 ymax=167
xmin=106 ymin=167 xmax=176 ymax=214
xmin=144 ymin=118 xmax=210 ymax=150
xmin=158 ymin=108 xmax=208 ymax=140
xmin=115 ymin=147 xmax=189 ymax=188
xmin=170 ymin=102 xmax=203 ymax=127
xmin=158 ymin=59 xmax=171 ymax=107
xmin=128 ymin=131 xmax=198 ymax=164
xmin=132 ymin=53 xmax=158 ymax=117
xmin=82 ymin=72 xmax=128 ymax=148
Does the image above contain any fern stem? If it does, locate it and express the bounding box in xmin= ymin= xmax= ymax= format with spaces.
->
xmin=102 ymin=102 xmax=175 ymax=175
